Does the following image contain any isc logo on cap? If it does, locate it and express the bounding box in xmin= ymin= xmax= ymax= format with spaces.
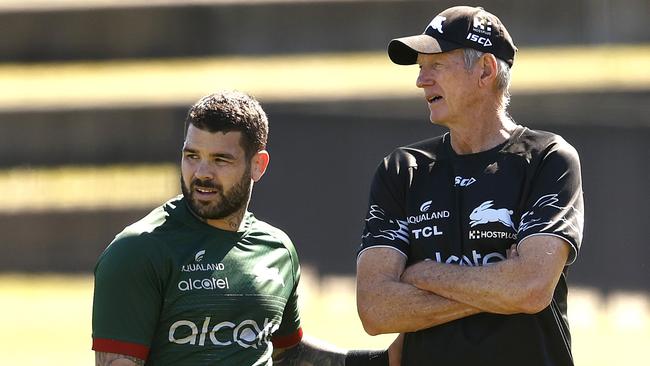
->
xmin=466 ymin=33 xmax=492 ymax=47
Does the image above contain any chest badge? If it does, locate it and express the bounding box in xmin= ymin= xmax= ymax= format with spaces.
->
xmin=253 ymin=263 xmax=285 ymax=287
xmin=469 ymin=200 xmax=515 ymax=229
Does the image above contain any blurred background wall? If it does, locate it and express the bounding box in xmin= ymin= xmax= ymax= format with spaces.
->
xmin=0 ymin=0 xmax=648 ymax=293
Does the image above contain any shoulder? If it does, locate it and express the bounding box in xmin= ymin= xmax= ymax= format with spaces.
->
xmin=96 ymin=198 xmax=183 ymax=272
xmin=247 ymin=216 xmax=301 ymax=278
xmin=506 ymin=127 xmax=580 ymax=163
xmin=248 ymin=217 xmax=297 ymax=254
xmin=380 ymin=134 xmax=448 ymax=172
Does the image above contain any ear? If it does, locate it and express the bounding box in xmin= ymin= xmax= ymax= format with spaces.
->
xmin=480 ymin=200 xmax=494 ymax=209
xmin=478 ymin=53 xmax=498 ymax=88
xmin=250 ymin=150 xmax=270 ymax=182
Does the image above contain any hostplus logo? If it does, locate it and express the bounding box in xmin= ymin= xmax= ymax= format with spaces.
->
xmin=169 ymin=317 xmax=279 ymax=349
xmin=468 ymin=200 xmax=516 ymax=240
xmin=466 ymin=13 xmax=493 ymax=47
xmin=472 ymin=14 xmax=493 ymax=35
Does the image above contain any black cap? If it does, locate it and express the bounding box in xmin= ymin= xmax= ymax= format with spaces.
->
xmin=388 ymin=6 xmax=517 ymax=67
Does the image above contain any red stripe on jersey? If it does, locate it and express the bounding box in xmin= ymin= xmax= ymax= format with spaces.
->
xmin=272 ymin=327 xmax=303 ymax=348
xmin=92 ymin=338 xmax=150 ymax=360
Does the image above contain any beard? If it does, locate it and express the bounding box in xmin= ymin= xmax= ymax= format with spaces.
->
xmin=181 ymin=169 xmax=252 ymax=220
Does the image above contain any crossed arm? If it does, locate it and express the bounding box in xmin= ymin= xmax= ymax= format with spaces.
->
xmin=356 ymin=235 xmax=570 ymax=335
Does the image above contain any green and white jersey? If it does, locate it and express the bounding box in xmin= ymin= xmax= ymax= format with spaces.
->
xmin=92 ymin=196 xmax=302 ymax=366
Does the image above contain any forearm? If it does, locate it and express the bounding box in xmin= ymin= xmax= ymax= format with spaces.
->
xmin=404 ymin=260 xmax=532 ymax=314
xmin=357 ymin=277 xmax=481 ymax=334
xmin=273 ymin=336 xmax=346 ymax=366
xmin=402 ymin=238 xmax=569 ymax=314
xmin=95 ymin=352 xmax=144 ymax=366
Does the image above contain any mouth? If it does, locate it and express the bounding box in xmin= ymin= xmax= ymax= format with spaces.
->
xmin=193 ymin=185 xmax=220 ymax=198
xmin=427 ymin=95 xmax=443 ymax=104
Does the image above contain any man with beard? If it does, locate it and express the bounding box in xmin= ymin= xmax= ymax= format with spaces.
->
xmin=92 ymin=91 xmax=392 ymax=366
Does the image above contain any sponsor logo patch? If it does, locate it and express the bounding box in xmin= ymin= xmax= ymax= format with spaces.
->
xmin=433 ymin=249 xmax=505 ymax=266
xmin=169 ymin=317 xmax=279 ymax=349
xmin=178 ymin=277 xmax=230 ymax=291
xmin=454 ymin=176 xmax=477 ymax=187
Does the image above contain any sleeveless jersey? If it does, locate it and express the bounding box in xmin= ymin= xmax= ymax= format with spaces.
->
xmin=359 ymin=126 xmax=584 ymax=366
xmin=92 ymin=196 xmax=302 ymax=365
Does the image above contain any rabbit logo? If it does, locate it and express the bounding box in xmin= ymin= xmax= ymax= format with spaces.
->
xmin=469 ymin=200 xmax=515 ymax=229
xmin=364 ymin=205 xmax=410 ymax=244
xmin=253 ymin=263 xmax=284 ymax=287
xmin=428 ymin=15 xmax=446 ymax=34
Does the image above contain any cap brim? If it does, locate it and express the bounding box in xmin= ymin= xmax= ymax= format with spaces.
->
xmin=388 ymin=35 xmax=464 ymax=65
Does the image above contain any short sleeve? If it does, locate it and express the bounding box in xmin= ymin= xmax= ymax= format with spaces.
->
xmin=92 ymin=235 xmax=164 ymax=360
xmin=358 ymin=156 xmax=410 ymax=258
xmin=272 ymin=244 xmax=302 ymax=348
xmin=517 ymin=139 xmax=584 ymax=265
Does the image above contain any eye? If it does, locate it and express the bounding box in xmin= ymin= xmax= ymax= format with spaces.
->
xmin=213 ymin=157 xmax=234 ymax=165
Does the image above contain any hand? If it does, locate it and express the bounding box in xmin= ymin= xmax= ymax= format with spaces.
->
xmin=400 ymin=260 xmax=430 ymax=288
xmin=388 ymin=333 xmax=404 ymax=366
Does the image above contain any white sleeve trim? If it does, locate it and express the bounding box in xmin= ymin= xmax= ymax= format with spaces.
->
xmin=356 ymin=245 xmax=408 ymax=263
xmin=517 ymin=233 xmax=578 ymax=266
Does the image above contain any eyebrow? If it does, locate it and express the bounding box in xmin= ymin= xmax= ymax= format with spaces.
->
xmin=182 ymin=147 xmax=236 ymax=160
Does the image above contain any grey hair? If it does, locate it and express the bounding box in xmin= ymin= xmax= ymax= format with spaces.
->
xmin=462 ymin=48 xmax=512 ymax=109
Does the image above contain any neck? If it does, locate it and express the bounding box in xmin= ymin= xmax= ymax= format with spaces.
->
xmin=447 ymin=109 xmax=517 ymax=155
xmin=206 ymin=206 xmax=248 ymax=232
xmin=185 ymin=201 xmax=249 ymax=232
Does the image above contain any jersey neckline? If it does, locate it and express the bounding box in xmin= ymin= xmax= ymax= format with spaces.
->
xmin=165 ymin=195 xmax=254 ymax=237
xmin=443 ymin=125 xmax=526 ymax=159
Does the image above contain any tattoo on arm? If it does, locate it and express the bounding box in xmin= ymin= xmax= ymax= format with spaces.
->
xmin=95 ymin=352 xmax=145 ymax=366
xmin=273 ymin=337 xmax=346 ymax=366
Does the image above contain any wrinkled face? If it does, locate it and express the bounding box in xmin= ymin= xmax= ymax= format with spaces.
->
xmin=181 ymin=125 xmax=252 ymax=220
xmin=416 ymin=49 xmax=480 ymax=126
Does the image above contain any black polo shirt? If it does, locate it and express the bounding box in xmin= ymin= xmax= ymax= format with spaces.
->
xmin=359 ymin=126 xmax=584 ymax=366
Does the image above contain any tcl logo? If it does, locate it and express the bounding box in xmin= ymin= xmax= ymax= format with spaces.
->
xmin=168 ymin=317 xmax=279 ymax=349
xmin=466 ymin=33 xmax=492 ymax=47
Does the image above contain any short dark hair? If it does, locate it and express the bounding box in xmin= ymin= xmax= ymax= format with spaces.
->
xmin=184 ymin=91 xmax=268 ymax=159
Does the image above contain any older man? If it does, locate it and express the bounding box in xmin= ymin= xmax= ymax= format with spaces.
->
xmin=356 ymin=6 xmax=584 ymax=366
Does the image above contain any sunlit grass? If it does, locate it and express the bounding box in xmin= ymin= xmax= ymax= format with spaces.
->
xmin=0 ymin=45 xmax=648 ymax=111
xmin=1 ymin=272 xmax=648 ymax=365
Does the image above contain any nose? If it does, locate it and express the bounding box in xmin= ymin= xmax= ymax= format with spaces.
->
xmin=193 ymin=160 xmax=214 ymax=181
xmin=416 ymin=67 xmax=434 ymax=88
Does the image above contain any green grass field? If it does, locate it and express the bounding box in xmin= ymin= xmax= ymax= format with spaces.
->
xmin=1 ymin=271 xmax=647 ymax=365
